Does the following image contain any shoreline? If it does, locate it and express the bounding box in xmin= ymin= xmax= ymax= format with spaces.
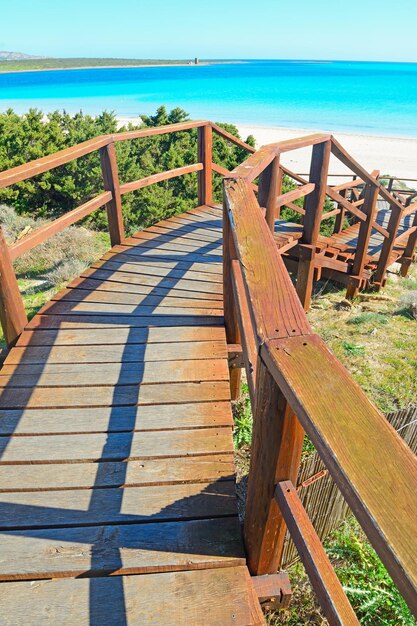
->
xmin=0 ymin=60 xmax=237 ymax=75
xmin=236 ymin=124 xmax=417 ymax=181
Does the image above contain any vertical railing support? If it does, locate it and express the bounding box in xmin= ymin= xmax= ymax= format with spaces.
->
xmin=333 ymin=187 xmax=347 ymax=234
xmin=296 ymin=140 xmax=331 ymax=310
xmin=373 ymin=203 xmax=403 ymax=287
xmin=223 ymin=197 xmax=241 ymax=401
xmin=100 ymin=142 xmax=125 ymax=246
xmin=258 ymin=156 xmax=281 ymax=231
xmin=346 ymin=182 xmax=379 ymax=299
xmin=198 ymin=124 xmax=213 ymax=206
xmin=244 ymin=351 xmax=304 ymax=575
xmin=400 ymin=211 xmax=417 ymax=277
xmin=0 ymin=226 xmax=28 ymax=347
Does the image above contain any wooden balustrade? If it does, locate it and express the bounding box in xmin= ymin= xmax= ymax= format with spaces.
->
xmin=0 ymin=120 xmax=257 ymax=348
xmin=0 ymin=119 xmax=416 ymax=620
xmin=223 ymin=138 xmax=417 ymax=620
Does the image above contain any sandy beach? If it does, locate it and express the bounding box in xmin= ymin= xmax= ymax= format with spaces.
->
xmin=236 ymin=124 xmax=417 ymax=183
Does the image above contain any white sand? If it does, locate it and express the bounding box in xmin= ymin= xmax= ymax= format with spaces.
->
xmin=236 ymin=124 xmax=417 ymax=184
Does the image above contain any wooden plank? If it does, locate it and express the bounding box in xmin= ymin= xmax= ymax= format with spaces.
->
xmin=141 ymin=222 xmax=221 ymax=243
xmin=80 ymin=267 xmax=223 ymax=292
xmin=0 ymin=517 xmax=245 ymax=581
xmin=124 ymin=230 xmax=221 ymax=252
xmin=48 ymin=288 xmax=223 ymax=310
xmin=0 ymin=566 xmax=264 ymax=626
xmin=0 ymin=480 xmax=237 ymax=530
xmin=62 ymin=277 xmax=223 ymax=300
xmin=0 ymin=359 xmax=229 ymax=387
xmin=5 ymin=341 xmax=226 ymax=365
xmin=0 ymin=380 xmax=231 ymax=409
xmin=120 ymin=163 xmax=203 ymax=195
xmin=25 ymin=314 xmax=224 ymax=330
xmin=0 ymin=427 xmax=233 ymax=463
xmin=16 ymin=326 xmax=225 ymax=347
xmin=0 ymin=401 xmax=233 ymax=436
xmin=224 ymin=178 xmax=311 ymax=342
xmin=275 ymin=481 xmax=359 ymax=625
xmin=0 ymin=455 xmax=235 ymax=492
xmin=91 ymin=257 xmax=222 ymax=281
xmin=91 ymin=257 xmax=223 ymax=279
xmin=36 ymin=300 xmax=223 ymax=317
xmin=261 ymin=334 xmax=417 ymax=612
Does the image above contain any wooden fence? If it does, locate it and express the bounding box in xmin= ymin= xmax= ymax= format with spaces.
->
xmin=282 ymin=405 xmax=417 ymax=568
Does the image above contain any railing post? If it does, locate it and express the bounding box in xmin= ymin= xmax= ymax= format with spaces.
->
xmin=223 ymin=194 xmax=241 ymax=401
xmin=0 ymin=226 xmax=28 ymax=347
xmin=244 ymin=352 xmax=304 ymax=575
xmin=100 ymin=142 xmax=125 ymax=246
xmin=296 ymin=140 xmax=331 ymax=310
xmin=346 ymin=182 xmax=379 ymax=299
xmin=400 ymin=211 xmax=417 ymax=277
xmin=258 ymin=156 xmax=281 ymax=230
xmin=198 ymin=124 xmax=213 ymax=206
xmin=333 ymin=187 xmax=346 ymax=234
xmin=373 ymin=203 xmax=403 ymax=287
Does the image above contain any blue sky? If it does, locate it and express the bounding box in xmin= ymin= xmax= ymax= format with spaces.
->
xmin=2 ymin=0 xmax=417 ymax=62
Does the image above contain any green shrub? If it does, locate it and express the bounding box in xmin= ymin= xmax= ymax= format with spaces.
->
xmin=0 ymin=106 xmax=255 ymax=235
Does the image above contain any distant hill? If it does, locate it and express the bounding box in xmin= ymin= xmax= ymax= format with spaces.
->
xmin=0 ymin=51 xmax=48 ymax=61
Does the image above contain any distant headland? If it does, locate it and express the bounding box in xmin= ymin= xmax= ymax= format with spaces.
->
xmin=0 ymin=53 xmax=226 ymax=73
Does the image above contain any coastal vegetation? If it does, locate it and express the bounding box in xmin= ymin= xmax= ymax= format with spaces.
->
xmin=0 ymin=58 xmax=209 ymax=72
xmin=0 ymin=106 xmax=254 ymax=233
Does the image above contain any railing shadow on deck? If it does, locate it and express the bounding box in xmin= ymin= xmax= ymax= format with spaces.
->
xmin=0 ymin=209 xmax=233 ymax=626
xmin=0 ymin=120 xmax=416 ymax=625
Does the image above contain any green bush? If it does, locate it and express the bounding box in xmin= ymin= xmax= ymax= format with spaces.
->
xmin=0 ymin=106 xmax=255 ymax=234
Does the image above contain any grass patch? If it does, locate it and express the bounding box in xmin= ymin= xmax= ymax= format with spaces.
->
xmin=232 ymin=382 xmax=253 ymax=448
xmin=308 ymin=263 xmax=417 ymax=412
xmin=266 ymin=517 xmax=415 ymax=625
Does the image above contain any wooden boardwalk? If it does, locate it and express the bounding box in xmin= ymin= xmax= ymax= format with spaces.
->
xmin=0 ymin=123 xmax=416 ymax=624
xmin=0 ymin=204 xmax=265 ymax=625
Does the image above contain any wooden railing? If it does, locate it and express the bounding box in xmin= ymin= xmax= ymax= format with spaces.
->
xmin=223 ymin=135 xmax=417 ymax=624
xmin=0 ymin=120 xmax=416 ymax=621
xmin=0 ymin=120 xmax=257 ymax=347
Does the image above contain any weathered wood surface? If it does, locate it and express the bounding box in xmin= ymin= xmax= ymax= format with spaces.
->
xmin=0 ymin=204 xmax=264 ymax=625
xmin=0 ymin=566 xmax=264 ymax=626
xmin=275 ymin=481 xmax=359 ymax=625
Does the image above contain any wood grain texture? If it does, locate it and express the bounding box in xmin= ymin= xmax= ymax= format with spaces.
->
xmin=224 ymin=178 xmax=311 ymax=342
xmin=0 ymin=517 xmax=245 ymax=581
xmin=0 ymin=401 xmax=233 ymax=436
xmin=0 ymin=455 xmax=235 ymax=491
xmin=0 ymin=428 xmax=233 ymax=463
xmin=0 ymin=480 xmax=238 ymax=529
xmin=261 ymin=335 xmax=417 ymax=612
xmin=275 ymin=481 xmax=359 ymax=625
xmin=0 ymin=566 xmax=264 ymax=626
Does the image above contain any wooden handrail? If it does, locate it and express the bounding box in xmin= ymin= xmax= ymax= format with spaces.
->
xmin=120 ymin=163 xmax=203 ymax=195
xmin=275 ymin=481 xmax=359 ymax=625
xmin=8 ymin=191 xmax=112 ymax=260
xmin=210 ymin=122 xmax=256 ymax=154
xmin=0 ymin=121 xmax=209 ymax=189
xmin=223 ymin=138 xmax=417 ymax=618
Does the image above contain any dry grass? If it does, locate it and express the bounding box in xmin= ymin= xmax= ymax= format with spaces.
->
xmin=0 ymin=205 xmax=109 ymax=349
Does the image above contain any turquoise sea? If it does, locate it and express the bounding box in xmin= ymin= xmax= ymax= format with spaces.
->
xmin=0 ymin=60 xmax=416 ymax=137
